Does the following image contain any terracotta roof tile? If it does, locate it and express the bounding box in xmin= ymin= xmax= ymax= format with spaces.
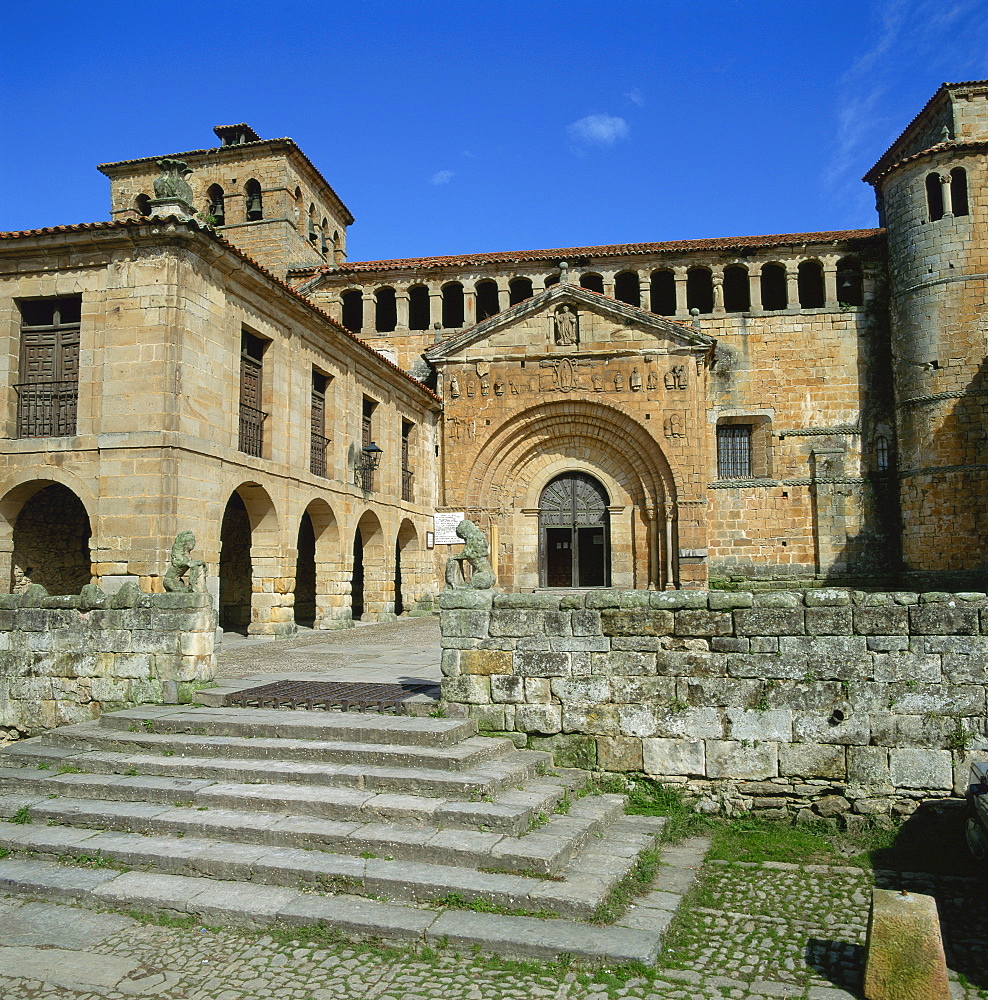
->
xmin=0 ymin=219 xmax=437 ymax=403
xmin=864 ymin=139 xmax=988 ymax=186
xmin=291 ymin=228 xmax=884 ymax=278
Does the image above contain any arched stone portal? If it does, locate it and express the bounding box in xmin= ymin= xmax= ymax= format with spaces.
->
xmin=219 ymin=492 xmax=252 ymax=630
xmin=9 ymin=483 xmax=91 ymax=594
xmin=295 ymin=511 xmax=316 ymax=627
xmin=539 ymin=473 xmax=610 ymax=587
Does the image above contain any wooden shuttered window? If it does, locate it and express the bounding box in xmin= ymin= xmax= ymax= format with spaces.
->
xmin=16 ymin=297 xmax=81 ymax=437
xmin=401 ymin=420 xmax=413 ymax=502
xmin=239 ymin=331 xmax=266 ymax=457
xmin=310 ymin=371 xmax=329 ymax=477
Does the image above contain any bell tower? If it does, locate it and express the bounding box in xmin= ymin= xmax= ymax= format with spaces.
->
xmin=865 ymin=81 xmax=988 ymax=585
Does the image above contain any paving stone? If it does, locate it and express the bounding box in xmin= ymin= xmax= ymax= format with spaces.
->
xmin=277 ymin=892 xmax=436 ymax=941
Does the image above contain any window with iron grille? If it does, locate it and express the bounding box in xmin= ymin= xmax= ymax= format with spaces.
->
xmin=717 ymin=424 xmax=752 ymax=479
xmin=310 ymin=370 xmax=329 ymax=477
xmin=239 ymin=330 xmax=267 ymax=458
xmin=360 ymin=397 xmax=377 ymax=491
xmin=401 ymin=420 xmax=414 ymax=502
xmin=16 ymin=297 xmax=81 ymax=438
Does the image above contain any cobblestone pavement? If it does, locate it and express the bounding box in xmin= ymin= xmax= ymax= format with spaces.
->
xmin=1 ymin=854 xmax=985 ymax=1000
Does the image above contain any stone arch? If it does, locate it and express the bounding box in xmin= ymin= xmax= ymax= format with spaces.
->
xmin=219 ymin=482 xmax=286 ymax=635
xmin=302 ymin=498 xmax=347 ymax=629
xmin=1 ymin=480 xmax=93 ymax=595
xmin=394 ymin=518 xmax=419 ymax=615
xmin=374 ymin=285 xmax=397 ymax=332
xmin=463 ymin=400 xmax=681 ymax=589
xmin=408 ymin=284 xmax=431 ymax=330
xmin=580 ymin=272 xmax=604 ymax=294
xmin=352 ymin=509 xmax=389 ymax=620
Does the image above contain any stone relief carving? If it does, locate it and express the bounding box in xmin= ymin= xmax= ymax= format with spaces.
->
xmin=480 ymin=379 xmax=490 ymax=396
xmin=613 ymin=372 xmax=624 ymax=391
xmin=647 ymin=368 xmax=659 ymax=392
xmin=553 ymin=305 xmax=578 ymax=346
xmin=591 ymin=369 xmax=604 ymax=391
xmin=153 ymin=159 xmax=195 ymax=203
xmin=493 ymin=377 xmax=505 ymax=396
xmin=665 ymin=364 xmax=687 ymax=390
xmin=11 ymin=565 xmax=32 ymax=594
xmin=664 ymin=414 xmax=686 ymax=439
xmin=630 ymin=367 xmax=642 ymax=391
xmin=443 ymin=520 xmax=496 ymax=591
xmin=448 ymin=373 xmax=460 ymax=398
xmin=163 ymin=531 xmax=207 ymax=593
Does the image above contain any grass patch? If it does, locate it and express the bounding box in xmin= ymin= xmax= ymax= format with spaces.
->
xmin=596 ymin=775 xmax=712 ymax=844
xmin=591 ymin=846 xmax=662 ymax=924
xmin=9 ymin=806 xmax=32 ymax=825
xmin=128 ymin=909 xmax=200 ymax=930
xmin=430 ymin=891 xmax=555 ymax=919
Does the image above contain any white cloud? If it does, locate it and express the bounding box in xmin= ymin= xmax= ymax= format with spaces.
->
xmin=567 ymin=114 xmax=630 ymax=149
xmin=625 ymin=88 xmax=645 ymax=108
xmin=430 ymin=170 xmax=454 ymax=185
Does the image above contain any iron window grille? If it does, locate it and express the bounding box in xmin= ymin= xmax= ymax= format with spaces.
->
xmin=717 ymin=425 xmax=753 ymax=479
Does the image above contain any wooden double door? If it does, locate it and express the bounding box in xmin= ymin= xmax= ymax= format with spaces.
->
xmin=539 ymin=472 xmax=610 ymax=588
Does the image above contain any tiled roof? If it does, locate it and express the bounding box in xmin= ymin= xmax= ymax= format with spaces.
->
xmin=0 ymin=219 xmax=437 ymax=403
xmin=290 ymin=228 xmax=884 ymax=278
xmin=864 ymin=139 xmax=988 ymax=186
xmin=863 ymin=79 xmax=988 ymax=184
xmin=97 ymin=138 xmax=355 ymax=225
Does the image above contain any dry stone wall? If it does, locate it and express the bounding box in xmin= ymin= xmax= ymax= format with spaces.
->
xmin=439 ymin=587 xmax=988 ymax=822
xmin=0 ymin=586 xmax=216 ymax=737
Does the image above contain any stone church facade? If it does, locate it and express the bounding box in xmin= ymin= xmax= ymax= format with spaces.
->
xmin=0 ymin=81 xmax=985 ymax=623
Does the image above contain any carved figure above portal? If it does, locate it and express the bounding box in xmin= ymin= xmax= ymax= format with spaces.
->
xmin=665 ymin=364 xmax=687 ymax=390
xmin=163 ymin=531 xmax=206 ymax=593
xmin=613 ymin=371 xmax=624 ymax=391
xmin=448 ymin=373 xmax=460 ymax=398
xmin=664 ymin=414 xmax=686 ymax=438
xmin=553 ymin=304 xmax=578 ymax=346
xmin=647 ymin=368 xmax=659 ymax=392
xmin=444 ymin=519 xmax=496 ymax=590
xmin=630 ymin=367 xmax=642 ymax=391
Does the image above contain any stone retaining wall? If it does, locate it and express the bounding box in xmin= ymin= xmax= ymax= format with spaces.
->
xmin=439 ymin=588 xmax=988 ymax=822
xmin=0 ymin=585 xmax=216 ymax=736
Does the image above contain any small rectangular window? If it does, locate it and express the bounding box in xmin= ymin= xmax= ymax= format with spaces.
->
xmin=359 ymin=397 xmax=377 ymax=491
xmin=717 ymin=424 xmax=752 ymax=479
xmin=310 ymin=370 xmax=329 ymax=477
xmin=401 ymin=420 xmax=414 ymax=502
xmin=239 ymin=330 xmax=267 ymax=457
xmin=16 ymin=296 xmax=82 ymax=438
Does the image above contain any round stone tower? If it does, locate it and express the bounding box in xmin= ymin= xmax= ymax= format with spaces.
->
xmin=866 ymin=81 xmax=988 ymax=585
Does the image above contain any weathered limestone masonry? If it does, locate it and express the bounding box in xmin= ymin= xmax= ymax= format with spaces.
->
xmin=440 ymin=587 xmax=988 ymax=820
xmin=0 ymin=585 xmax=215 ymax=737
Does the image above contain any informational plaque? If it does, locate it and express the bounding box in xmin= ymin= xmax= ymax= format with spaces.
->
xmin=434 ymin=512 xmax=465 ymax=545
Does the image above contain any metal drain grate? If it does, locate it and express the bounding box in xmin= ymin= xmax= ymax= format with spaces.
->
xmin=224 ymin=679 xmax=440 ymax=713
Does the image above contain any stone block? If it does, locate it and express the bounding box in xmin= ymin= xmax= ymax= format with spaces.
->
xmin=673 ymin=610 xmax=733 ymax=636
xmin=863 ymin=888 xmax=950 ymax=1000
xmin=707 ymin=591 xmax=754 ymax=609
xmin=515 ymin=651 xmax=570 ymax=677
xmin=179 ymin=632 xmax=212 ymax=657
xmin=889 ymin=684 xmax=984 ymax=716
xmin=889 ymin=748 xmax=953 ymax=790
xmin=805 ymin=607 xmax=852 ymax=635
xmin=619 ymin=590 xmax=652 ymax=608
xmin=705 ymin=740 xmax=778 ymax=779
xmin=778 ymin=635 xmax=869 ymax=660
xmin=609 ymin=675 xmax=676 ymax=703
xmin=524 ymin=677 xmax=551 ymax=703
xmin=711 ymin=636 xmax=750 ymax=652
xmin=529 ymin=734 xmax=597 ymax=769
xmin=753 ymin=591 xmax=804 ymax=607
xmin=779 ymin=742 xmax=846 ymax=779
xmin=440 ymin=649 xmax=460 ymax=677
xmin=749 ymin=636 xmax=779 ymax=652
xmin=848 ymin=746 xmax=892 ymax=787
xmin=590 ymin=650 xmax=655 ymax=675
xmin=562 ymin=703 xmax=620 ymax=735
xmin=597 ymin=736 xmax=643 ymax=772
xmin=866 ymin=635 xmax=910 ymax=652
xmin=617 ymin=703 xmax=657 ymax=737
xmin=151 ymin=592 xmax=211 ymax=610
xmin=489 ymin=674 xmax=525 ymax=703
xmin=853 ymin=605 xmax=909 ymax=634
xmin=649 ymin=590 xmax=707 ymax=609
xmin=642 ymin=737 xmax=706 ymax=776
xmin=548 ymin=636 xmax=609 ymax=652
xmin=654 ymin=650 xmax=727 ymax=676
xmin=804 ymin=588 xmax=851 ymax=606
xmin=551 ymin=677 xmax=609 ymax=704
xmin=794 ymin=711 xmax=870 ymax=746
xmin=909 ymin=603 xmax=979 ymax=635
xmin=870 ymin=653 xmax=942 ymax=684
xmin=131 ymin=631 xmax=180 ymax=655
xmin=734 ymin=608 xmax=805 ymax=635
xmin=440 ymin=610 xmax=490 ymax=639
xmin=468 ymin=704 xmax=505 ymax=731
xmin=653 ymin=706 xmax=723 ymax=739
xmin=676 ymin=675 xmax=762 ymax=708
xmin=438 ymin=591 xmax=494 ymax=610
xmin=492 ymin=593 xmax=561 ymax=610
xmin=440 ymin=675 xmax=491 ymax=704
xmin=514 ymin=703 xmax=562 ymax=734
xmin=941 ymin=653 xmax=988 ymax=684
xmin=610 ymin=636 xmax=663 ymax=651
xmin=584 ymin=590 xmax=623 ymax=609
xmin=727 ymin=653 xmax=806 ymax=680
xmin=571 ymin=610 xmax=602 ymax=636
xmin=516 ymin=636 xmax=550 ymax=651
xmin=600 ymin=609 xmax=674 ymax=636
xmin=726 ymin=708 xmax=793 ymax=742
xmin=459 ymin=649 xmax=513 ymax=675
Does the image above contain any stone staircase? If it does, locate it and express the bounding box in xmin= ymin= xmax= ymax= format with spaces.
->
xmin=0 ymin=705 xmax=678 ymax=962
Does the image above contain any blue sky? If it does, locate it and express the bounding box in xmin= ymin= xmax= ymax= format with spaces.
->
xmin=2 ymin=0 xmax=986 ymax=261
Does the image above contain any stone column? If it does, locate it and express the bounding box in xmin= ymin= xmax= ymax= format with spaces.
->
xmin=495 ymin=278 xmax=509 ymax=312
xmin=639 ymin=271 xmax=652 ymax=312
xmin=429 ymin=288 xmax=443 ymax=330
xmin=823 ymin=259 xmax=839 ymax=310
xmin=748 ymin=267 xmax=763 ymax=312
xmin=785 ymin=264 xmax=799 ymax=310
xmin=647 ymin=511 xmax=659 ymax=591
xmin=674 ymin=267 xmax=688 ymax=318
xmin=395 ymin=287 xmax=409 ymax=329
xmin=602 ymin=273 xmax=616 ymax=298
xmin=939 ymin=172 xmax=954 ymax=217
xmin=362 ymin=291 xmax=375 ymax=333
xmin=463 ymin=286 xmax=476 ymax=327
xmin=328 ymin=297 xmax=343 ymax=324
xmin=712 ymin=270 xmax=725 ymax=315
xmin=664 ymin=508 xmax=676 ymax=590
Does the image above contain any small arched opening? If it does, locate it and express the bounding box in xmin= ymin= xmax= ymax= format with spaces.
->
xmin=539 ymin=472 xmax=611 ymax=588
xmin=650 ymin=270 xmax=676 ymax=315
xmin=951 ymin=167 xmax=969 ymax=216
xmin=342 ymin=290 xmax=363 ymax=332
xmin=760 ymin=263 xmax=788 ymax=311
xmin=926 ymin=172 xmax=944 ymax=222
xmin=245 ymin=179 xmax=263 ymax=221
xmin=206 ymin=184 xmax=226 ymax=226
xmin=394 ymin=519 xmax=418 ymax=616
xmin=135 ymin=194 xmax=152 ymax=217
xmin=580 ymin=273 xmax=604 ymax=294
xmin=797 ymin=260 xmax=825 ymax=309
xmin=408 ymin=285 xmax=430 ymax=330
xmin=686 ymin=267 xmax=713 ymax=314
xmin=509 ymin=277 xmax=533 ymax=304
xmin=476 ymin=280 xmax=500 ymax=322
xmin=375 ymin=287 xmax=397 ymax=332
xmin=442 ymin=283 xmax=464 ymax=328
xmin=295 ymin=510 xmax=317 ymax=627
xmin=10 ymin=482 xmax=91 ymax=595
xmin=614 ymin=271 xmax=640 ymax=306
xmin=836 ymin=257 xmax=863 ymax=307
xmin=723 ymin=264 xmax=750 ymax=312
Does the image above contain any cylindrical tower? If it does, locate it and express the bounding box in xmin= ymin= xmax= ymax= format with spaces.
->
xmin=868 ymin=82 xmax=988 ymax=586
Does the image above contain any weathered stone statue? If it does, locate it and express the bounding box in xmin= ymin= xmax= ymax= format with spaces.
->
xmin=153 ymin=159 xmax=195 ymax=203
xmin=444 ymin=519 xmax=496 ymax=591
xmin=554 ymin=305 xmax=578 ymax=346
xmin=11 ymin=565 xmax=32 ymax=595
xmin=163 ymin=531 xmax=207 ymax=593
